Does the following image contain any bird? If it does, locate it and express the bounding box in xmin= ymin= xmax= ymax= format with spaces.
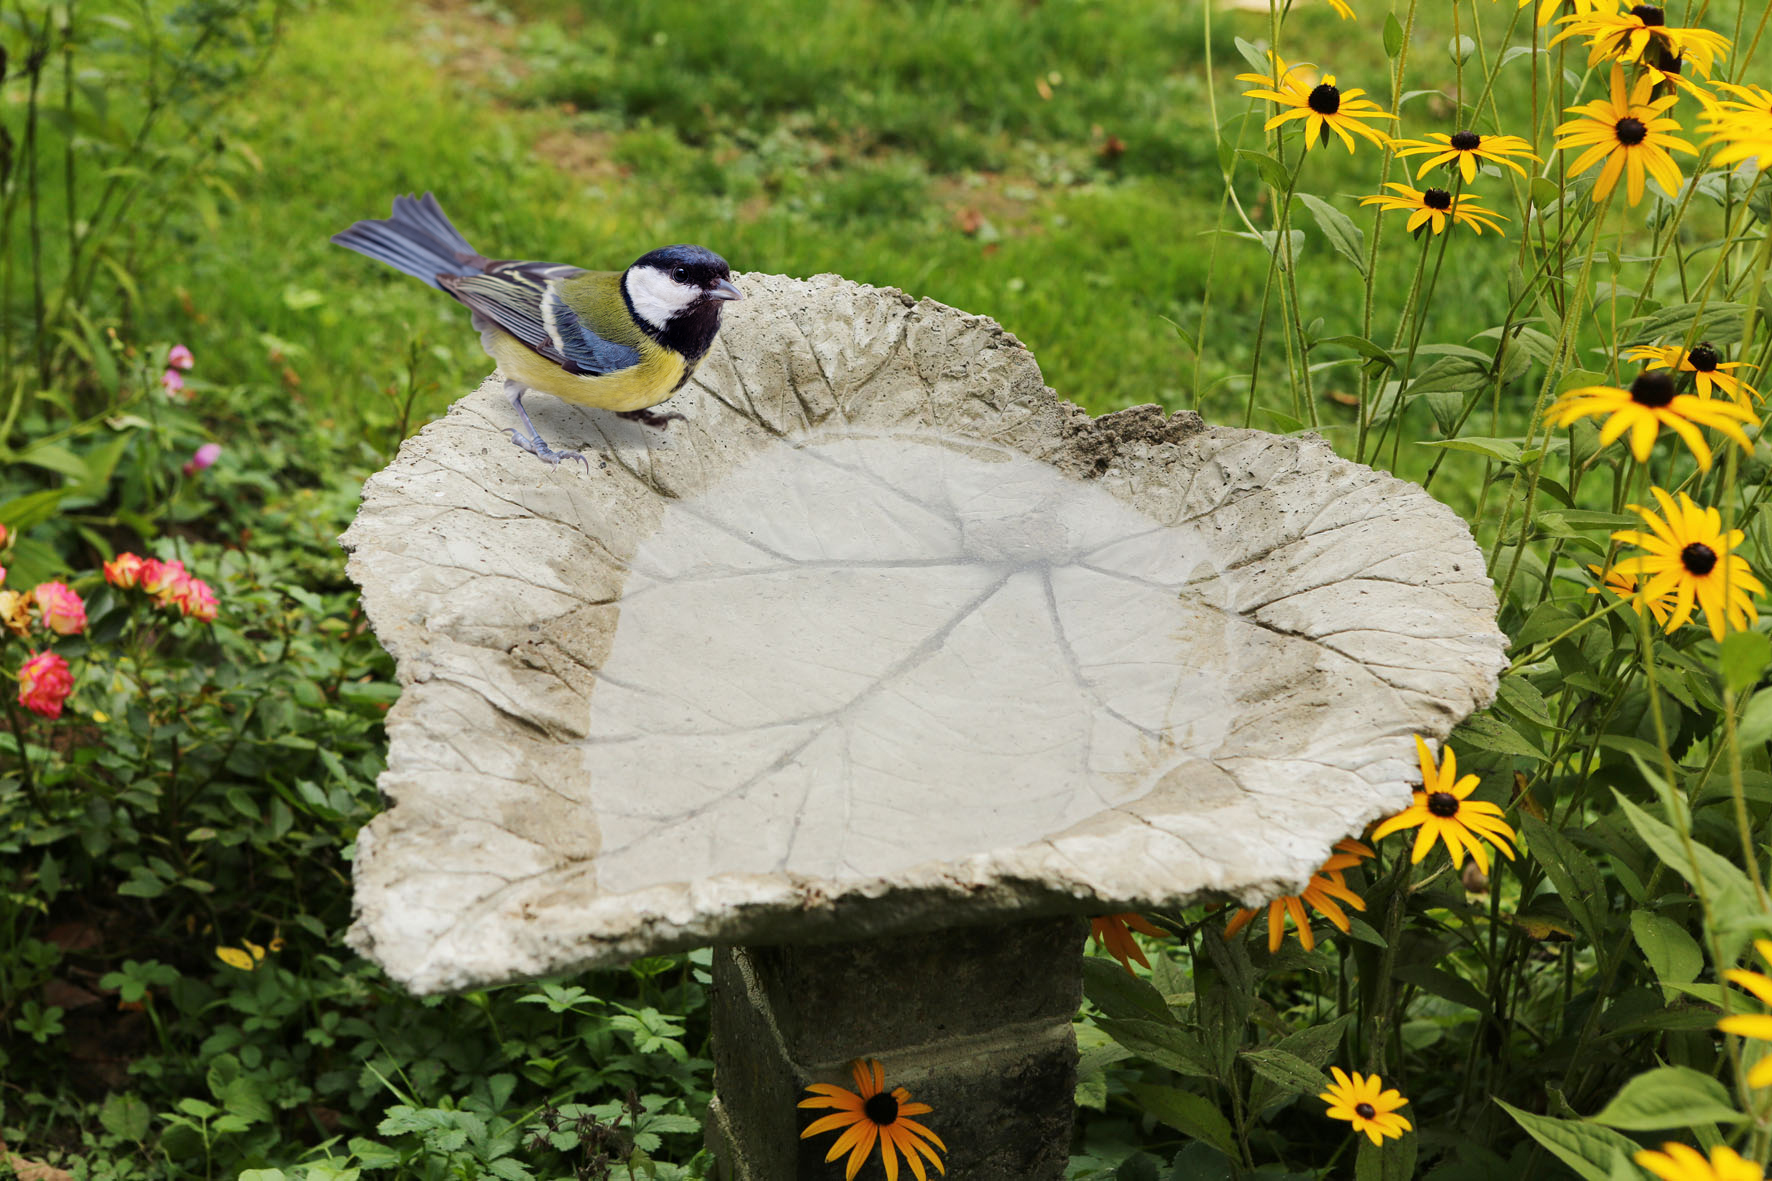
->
xmin=332 ymin=193 xmax=743 ymax=467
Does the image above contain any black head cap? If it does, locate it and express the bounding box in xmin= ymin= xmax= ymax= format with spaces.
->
xmin=632 ymin=244 xmax=733 ymax=291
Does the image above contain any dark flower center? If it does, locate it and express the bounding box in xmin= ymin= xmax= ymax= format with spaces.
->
xmin=864 ymin=1093 xmax=900 ymax=1126
xmin=1630 ymin=372 xmax=1677 ymax=407
xmin=1355 ymin=1102 xmax=1377 ymax=1119
xmin=1427 ymin=791 xmax=1460 ymax=818
xmin=1631 ymin=4 xmax=1666 ymax=25
xmin=1689 ymin=342 xmax=1721 ymax=372
xmin=1308 ymin=83 xmax=1343 ymax=115
xmin=1615 ymin=117 xmax=1649 ymax=146
xmin=1682 ymin=543 xmax=1719 ymax=576
xmin=1423 ymin=188 xmax=1453 ymax=210
xmin=1451 ymin=129 xmax=1482 ymax=150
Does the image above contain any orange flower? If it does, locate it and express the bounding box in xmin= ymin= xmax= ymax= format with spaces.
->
xmin=1226 ymin=839 xmax=1375 ymax=951
xmin=800 ymin=1060 xmax=946 ymax=1181
xmin=1090 ymin=913 xmax=1167 ymax=973
xmin=104 ymin=552 xmax=148 ymax=589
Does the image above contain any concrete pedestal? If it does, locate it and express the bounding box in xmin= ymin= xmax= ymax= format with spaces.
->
xmin=708 ymin=916 xmax=1087 ymax=1180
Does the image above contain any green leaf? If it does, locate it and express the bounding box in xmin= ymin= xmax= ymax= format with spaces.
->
xmin=1297 ymin=193 xmax=1366 ymax=275
xmin=1095 ymin=1018 xmax=1217 ymax=1079
xmin=1494 ymin=1098 xmax=1638 ymax=1181
xmin=1719 ymin=631 xmax=1770 ymax=696
xmin=1127 ymin=1084 xmax=1236 ymax=1156
xmin=1241 ymin=1047 xmax=1331 ymax=1099
xmin=1392 ymin=964 xmax=1492 ymax=1015
xmin=1083 ymin=956 xmax=1173 ymax=1021
xmin=1740 ymin=688 xmax=1772 ymax=750
xmin=1521 ymin=816 xmax=1605 ymax=945
xmin=1591 ymin=1065 xmax=1745 ymax=1130
xmin=1615 ymin=788 xmax=1758 ymax=934
xmin=100 ymin=1092 xmax=152 ymax=1142
xmin=1416 ymin=437 xmax=1522 ymax=464
xmin=1630 ymin=911 xmax=1704 ymax=1002
xmin=1238 ymin=149 xmax=1292 ymax=193
xmin=1454 ymin=712 xmax=1548 ymax=761
xmin=1406 ymin=355 xmax=1491 ymax=396
xmin=1384 ymin=12 xmax=1405 ymax=57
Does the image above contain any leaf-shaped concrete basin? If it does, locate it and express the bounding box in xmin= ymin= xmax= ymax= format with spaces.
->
xmin=342 ymin=273 xmax=1505 ymax=997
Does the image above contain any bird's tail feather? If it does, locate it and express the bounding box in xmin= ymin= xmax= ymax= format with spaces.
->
xmin=331 ymin=193 xmax=486 ymax=289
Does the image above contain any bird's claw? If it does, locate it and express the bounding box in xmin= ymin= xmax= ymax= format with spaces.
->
xmin=617 ymin=408 xmax=686 ymax=430
xmin=503 ymin=427 xmax=590 ymax=471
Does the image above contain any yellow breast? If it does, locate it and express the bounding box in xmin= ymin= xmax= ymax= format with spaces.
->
xmin=484 ymin=329 xmax=688 ymax=413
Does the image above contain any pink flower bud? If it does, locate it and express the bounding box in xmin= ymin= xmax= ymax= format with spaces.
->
xmin=168 ymin=344 xmax=195 ymax=371
xmin=18 ymin=650 xmax=73 ymax=719
xmin=31 ymin=581 xmax=86 ymax=636
xmin=182 ymin=442 xmax=222 ymax=476
xmin=0 ymin=521 xmax=9 ymax=547
xmin=140 ymin=558 xmax=189 ymax=605
xmin=161 ymin=368 xmax=186 ymax=397
xmin=104 ymin=553 xmax=146 ymax=589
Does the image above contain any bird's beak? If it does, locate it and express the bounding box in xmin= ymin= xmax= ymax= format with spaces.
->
xmin=707 ymin=278 xmax=744 ymax=302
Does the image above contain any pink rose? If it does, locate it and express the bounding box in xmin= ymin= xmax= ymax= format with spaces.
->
xmin=174 ymin=577 xmax=219 ymax=622
xmin=18 ymin=651 xmax=73 ymax=719
xmin=168 ymin=344 xmax=195 ymax=371
xmin=32 ymin=582 xmax=86 ymax=636
xmin=104 ymin=553 xmax=146 ymax=589
xmin=140 ymin=558 xmax=188 ymax=605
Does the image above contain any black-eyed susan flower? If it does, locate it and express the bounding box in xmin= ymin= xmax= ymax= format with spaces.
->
xmin=1626 ymin=342 xmax=1761 ymax=405
xmin=1699 ymin=83 xmax=1772 ymax=171
xmin=1552 ymin=6 xmax=1731 ymax=77
xmin=1359 ymin=184 xmax=1508 ymax=235
xmin=1090 ymin=913 xmax=1167 ymax=973
xmin=1718 ymin=938 xmax=1772 ymax=1088
xmin=1612 ymin=488 xmax=1765 ymax=640
xmin=1371 ymin=737 xmax=1518 ymax=872
xmin=1545 ymin=371 xmax=1755 ymax=469
xmin=800 ymin=1059 xmax=946 ymax=1181
xmin=1393 ymin=130 xmax=1540 ymax=181
xmin=1320 ymin=1068 xmax=1412 ymax=1145
xmin=1636 ymin=1143 xmax=1765 ymax=1181
xmin=1554 ymin=65 xmax=1696 ymax=205
xmin=1587 ymin=563 xmax=1677 ymax=626
xmin=1508 ymin=0 xmax=1622 ymax=32
xmin=1226 ymin=839 xmax=1374 ymax=952
xmin=216 ymin=940 xmax=269 ymax=971
xmin=1238 ymin=54 xmax=1396 ymax=153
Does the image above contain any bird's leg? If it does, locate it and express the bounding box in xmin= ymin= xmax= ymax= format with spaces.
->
xmin=503 ymin=380 xmax=590 ymax=470
xmin=616 ymin=407 xmax=686 ymax=430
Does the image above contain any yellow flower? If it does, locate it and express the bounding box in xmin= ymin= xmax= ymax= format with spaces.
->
xmin=1505 ymin=0 xmax=1621 ymax=32
xmin=1625 ymin=342 xmax=1761 ymax=405
xmin=1612 ymin=488 xmax=1764 ymax=640
xmin=0 ymin=589 xmax=31 ymax=638
xmin=216 ymin=940 xmax=268 ymax=971
xmin=1393 ymin=130 xmax=1540 ymax=182
xmin=1546 ymin=371 xmax=1755 ymax=469
xmin=1552 ymin=6 xmax=1731 ymax=77
xmin=1636 ymin=1143 xmax=1765 ymax=1181
xmin=1359 ymin=184 xmax=1508 ymax=236
xmin=1718 ymin=938 xmax=1772 ymax=1088
xmin=1320 ymin=1068 xmax=1412 ymax=1145
xmin=1371 ymin=737 xmax=1517 ymax=872
xmin=1554 ymin=65 xmax=1696 ymax=205
xmin=1237 ymin=53 xmax=1396 ymax=153
xmin=1090 ymin=913 xmax=1167 ymax=973
xmin=800 ymin=1060 xmax=946 ymax=1181
xmin=1587 ymin=563 xmax=1676 ymax=626
xmin=1323 ymin=0 xmax=1354 ymax=16
xmin=1226 ymin=839 xmax=1374 ymax=952
xmin=1699 ymin=82 xmax=1772 ymax=171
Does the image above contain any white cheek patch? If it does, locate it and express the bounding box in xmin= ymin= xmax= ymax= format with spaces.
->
xmin=624 ymin=267 xmax=704 ymax=331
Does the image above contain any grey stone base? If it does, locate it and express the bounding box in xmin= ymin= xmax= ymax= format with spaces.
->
xmin=708 ymin=917 xmax=1086 ymax=1180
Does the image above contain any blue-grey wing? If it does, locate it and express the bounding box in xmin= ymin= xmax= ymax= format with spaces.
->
xmin=439 ymin=261 xmax=640 ymax=376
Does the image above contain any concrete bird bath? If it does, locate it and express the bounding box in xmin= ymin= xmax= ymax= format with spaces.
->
xmin=341 ymin=274 xmax=1506 ymax=1179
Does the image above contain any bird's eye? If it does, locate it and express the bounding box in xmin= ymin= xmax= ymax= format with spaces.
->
xmin=672 ymin=266 xmax=688 ymax=281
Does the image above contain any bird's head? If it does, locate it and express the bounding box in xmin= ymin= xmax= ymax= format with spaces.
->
xmin=623 ymin=245 xmax=742 ymax=334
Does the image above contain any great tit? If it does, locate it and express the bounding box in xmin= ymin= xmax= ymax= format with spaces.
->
xmin=332 ymin=193 xmax=743 ymax=466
